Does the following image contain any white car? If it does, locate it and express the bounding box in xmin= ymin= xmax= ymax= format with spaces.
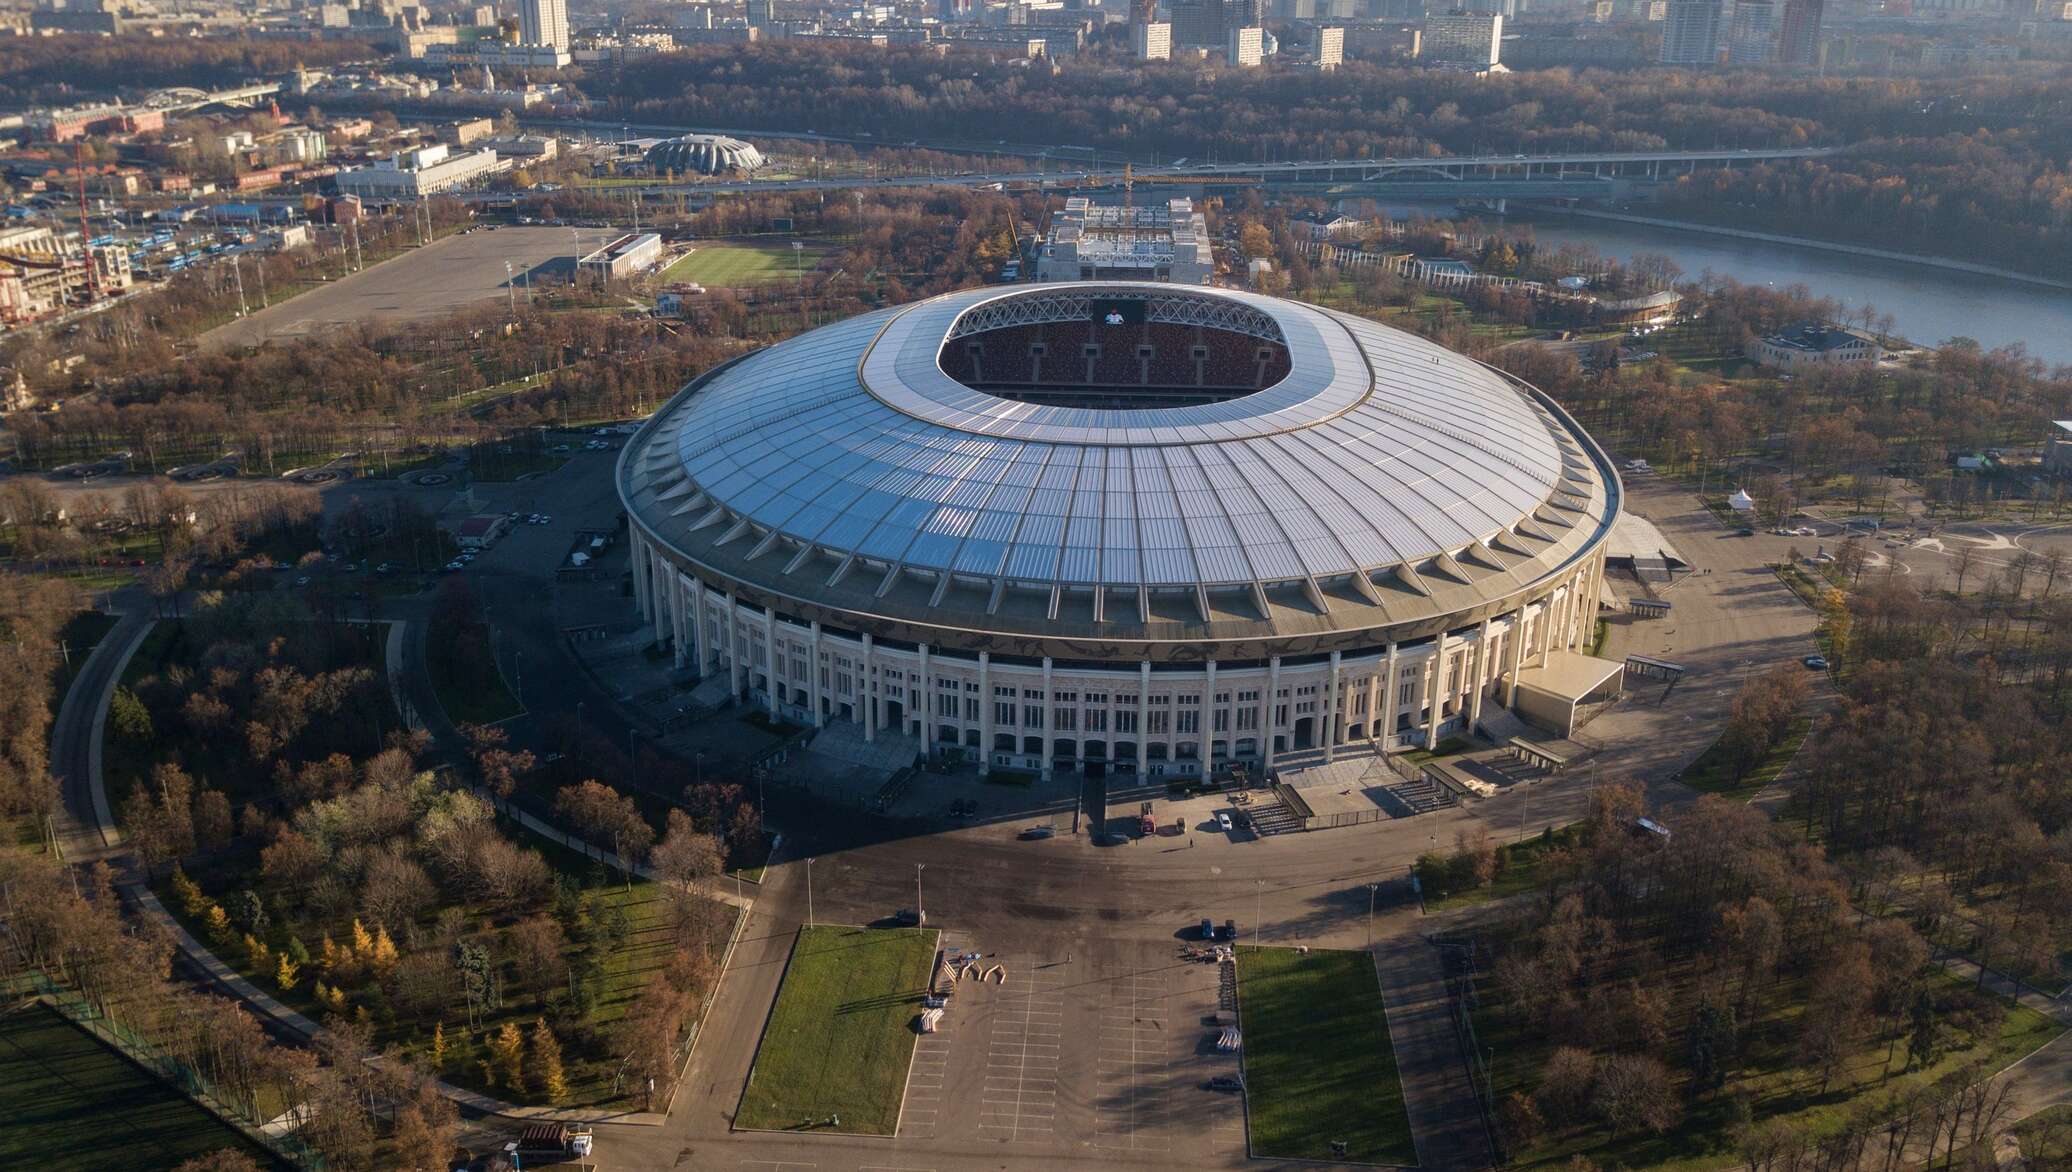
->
xmin=1217 ymin=811 xmax=1234 ymax=832
xmin=444 ymin=560 xmax=464 ymax=571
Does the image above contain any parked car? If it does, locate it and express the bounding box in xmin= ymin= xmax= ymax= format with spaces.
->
xmin=893 ymin=907 xmax=927 ymax=927
xmin=1205 ymin=1075 xmax=1244 ymax=1093
xmin=1217 ymin=919 xmax=1237 ymax=942
xmin=1803 ymin=655 xmax=1829 ymax=671
xmin=1019 ymin=825 xmax=1056 ymax=840
xmin=1216 ymin=811 xmax=1234 ymax=832
xmin=1199 ymin=917 xmax=1215 ymax=940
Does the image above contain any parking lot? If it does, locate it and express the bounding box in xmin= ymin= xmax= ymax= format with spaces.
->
xmin=201 ymin=225 xmax=619 ymax=349
xmin=887 ymin=935 xmax=1247 ymax=1160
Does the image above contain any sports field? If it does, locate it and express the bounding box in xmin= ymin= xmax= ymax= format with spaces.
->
xmin=1235 ymin=945 xmax=1415 ymax=1164
xmin=0 ymin=1001 xmax=275 ymax=1170
xmin=659 ymin=243 xmax=825 ymax=287
xmin=735 ymin=924 xmax=939 ymax=1135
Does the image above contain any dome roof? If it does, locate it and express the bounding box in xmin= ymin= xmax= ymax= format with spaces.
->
xmin=643 ymin=134 xmax=764 ymax=175
xmin=621 ymin=284 xmax=1616 ymax=642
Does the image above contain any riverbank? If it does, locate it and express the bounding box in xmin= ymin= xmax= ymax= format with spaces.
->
xmin=1520 ymin=204 xmax=2072 ymax=294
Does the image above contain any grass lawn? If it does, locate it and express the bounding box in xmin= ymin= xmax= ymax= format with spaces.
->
xmin=0 ymin=1001 xmax=278 ymax=1171
xmin=736 ymin=924 xmax=939 ymax=1134
xmin=1432 ymin=823 xmax=1585 ymax=911
xmin=660 ymin=243 xmax=825 ymax=288
xmin=1680 ymin=715 xmax=1813 ymax=802
xmin=1235 ymin=945 xmax=1415 ymax=1165
xmin=425 ymin=619 xmax=523 ymax=726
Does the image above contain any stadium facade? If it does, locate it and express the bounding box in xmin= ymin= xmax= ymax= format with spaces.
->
xmin=618 ymin=283 xmax=1619 ymax=780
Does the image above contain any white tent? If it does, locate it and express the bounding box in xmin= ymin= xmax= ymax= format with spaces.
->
xmin=1728 ymin=488 xmax=1755 ymax=512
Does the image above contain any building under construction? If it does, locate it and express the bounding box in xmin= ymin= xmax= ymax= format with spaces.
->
xmin=1034 ymin=196 xmax=1214 ymax=285
xmin=0 ymin=224 xmax=132 ymax=326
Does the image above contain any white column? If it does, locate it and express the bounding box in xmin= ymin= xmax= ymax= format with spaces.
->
xmin=650 ymin=552 xmax=667 ymax=641
xmin=1200 ymin=659 xmax=1217 ymax=777
xmin=1424 ymin=633 xmax=1449 ymax=749
xmin=763 ymin=609 xmax=779 ymax=717
xmin=1262 ymin=656 xmax=1281 ymax=770
xmin=1322 ymin=650 xmax=1342 ymax=762
xmin=809 ymin=620 xmax=825 ymax=728
xmin=690 ymin=578 xmax=707 ymax=673
xmin=667 ymin=571 xmax=683 ymax=666
xmin=1381 ymin=642 xmax=1401 ymax=750
xmin=1040 ymin=656 xmax=1054 ymax=778
xmin=1505 ymin=608 xmax=1525 ymax=708
xmin=979 ymin=651 xmax=993 ymax=761
xmin=1136 ymin=661 xmax=1151 ymax=776
xmin=861 ymin=634 xmax=876 ymax=741
xmin=723 ymin=591 xmax=742 ymax=696
xmin=1469 ymin=617 xmax=1491 ymax=729
xmin=917 ymin=643 xmax=932 ymax=747
xmin=630 ymin=537 xmax=650 ymax=620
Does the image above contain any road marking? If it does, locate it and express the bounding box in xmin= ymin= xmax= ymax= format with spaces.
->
xmin=977 ymin=958 xmax=1062 ymax=1143
xmin=900 ymin=1020 xmax=954 ymax=1139
xmin=1094 ymin=965 xmax=1172 ymax=1153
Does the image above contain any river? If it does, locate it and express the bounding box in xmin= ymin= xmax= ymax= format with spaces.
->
xmin=1506 ymin=212 xmax=2072 ymax=368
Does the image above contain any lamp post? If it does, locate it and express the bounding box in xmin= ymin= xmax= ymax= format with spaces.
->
xmin=1254 ymin=880 xmax=1265 ymax=947
xmin=915 ymin=863 xmax=926 ymax=924
xmin=1367 ymin=882 xmax=1380 ymax=951
xmin=504 ymin=260 xmax=515 ymax=314
xmin=805 ymin=857 xmax=815 ymax=927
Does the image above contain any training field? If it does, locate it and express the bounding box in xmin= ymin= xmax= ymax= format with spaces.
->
xmin=1236 ymin=946 xmax=1416 ymax=1164
xmin=736 ymin=924 xmax=940 ymax=1135
xmin=660 ymin=243 xmax=825 ymax=287
xmin=0 ymin=1001 xmax=275 ymax=1170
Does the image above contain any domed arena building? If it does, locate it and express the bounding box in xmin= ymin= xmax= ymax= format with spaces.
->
xmin=618 ymin=283 xmax=1621 ymax=781
xmin=642 ymin=134 xmax=765 ymax=175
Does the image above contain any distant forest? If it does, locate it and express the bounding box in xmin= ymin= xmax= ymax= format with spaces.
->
xmin=616 ymin=45 xmax=2072 ymax=277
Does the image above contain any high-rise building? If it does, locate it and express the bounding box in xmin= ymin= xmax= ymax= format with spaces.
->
xmin=1659 ymin=0 xmax=1725 ymax=63
xmin=746 ymin=0 xmax=773 ymax=28
xmin=1422 ymin=11 xmax=1501 ymax=65
xmin=1170 ymin=0 xmax=1218 ymax=44
xmin=1776 ymin=0 xmax=1823 ymax=63
xmin=1727 ymin=0 xmax=1773 ymax=62
xmin=520 ymin=0 xmax=569 ymax=49
xmin=1227 ymin=22 xmax=1264 ymax=64
xmin=1316 ymin=24 xmax=1344 ymax=67
xmin=1133 ymin=20 xmax=1173 ymax=57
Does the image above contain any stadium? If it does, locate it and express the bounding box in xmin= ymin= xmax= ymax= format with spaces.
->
xmin=618 ymin=283 xmax=1621 ymax=781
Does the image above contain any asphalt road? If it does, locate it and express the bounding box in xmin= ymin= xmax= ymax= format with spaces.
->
xmin=199 ymin=225 xmax=618 ymax=350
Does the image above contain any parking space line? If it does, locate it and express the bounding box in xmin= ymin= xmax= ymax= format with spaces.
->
xmin=1093 ymin=964 xmax=1173 ymax=1153
xmin=976 ymin=958 xmax=1062 ymax=1144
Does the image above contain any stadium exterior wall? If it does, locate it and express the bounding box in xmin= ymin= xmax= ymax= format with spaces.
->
xmin=623 ymin=382 xmax=1613 ymax=782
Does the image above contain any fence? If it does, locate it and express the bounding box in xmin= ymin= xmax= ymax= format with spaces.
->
xmin=2 ymin=972 xmax=328 ymax=1170
xmin=1432 ymin=938 xmax=1504 ymax=1165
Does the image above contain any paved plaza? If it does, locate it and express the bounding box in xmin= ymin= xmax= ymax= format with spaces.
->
xmin=201 ymin=225 xmax=619 ymax=348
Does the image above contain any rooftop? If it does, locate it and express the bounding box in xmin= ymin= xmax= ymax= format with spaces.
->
xmin=618 ymin=284 xmax=1619 ymax=643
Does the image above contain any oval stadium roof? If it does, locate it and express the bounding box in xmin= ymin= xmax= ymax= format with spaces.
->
xmin=622 ymin=283 xmax=1614 ymax=639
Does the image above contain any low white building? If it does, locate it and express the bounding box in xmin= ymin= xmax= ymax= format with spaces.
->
xmin=1746 ymin=322 xmax=1884 ymax=371
xmin=578 ymin=233 xmax=664 ymax=280
xmin=333 ymin=144 xmax=504 ymax=199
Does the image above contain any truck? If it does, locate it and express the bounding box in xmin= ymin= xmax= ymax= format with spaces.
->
xmin=1138 ymin=802 xmax=1156 ymax=838
xmin=516 ymin=1122 xmax=593 ymax=1159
